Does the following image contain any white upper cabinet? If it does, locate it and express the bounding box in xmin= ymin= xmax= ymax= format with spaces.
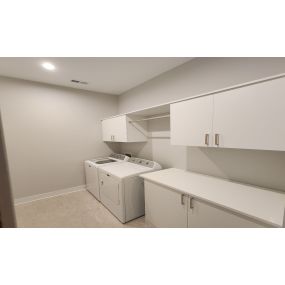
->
xmin=102 ymin=115 xmax=127 ymax=142
xmin=171 ymin=95 xmax=214 ymax=147
xmin=102 ymin=115 xmax=147 ymax=142
xmin=171 ymin=77 xmax=285 ymax=151
xmin=213 ymin=77 xmax=285 ymax=151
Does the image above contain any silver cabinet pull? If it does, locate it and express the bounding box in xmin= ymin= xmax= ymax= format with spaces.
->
xmin=181 ymin=194 xmax=185 ymax=205
xmin=189 ymin=197 xmax=194 ymax=209
xmin=205 ymin=133 xmax=209 ymax=146
xmin=215 ymin=134 xmax=220 ymax=146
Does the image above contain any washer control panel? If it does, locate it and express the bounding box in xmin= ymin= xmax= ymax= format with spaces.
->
xmin=110 ymin=153 xmax=129 ymax=161
xmin=128 ymin=157 xmax=158 ymax=169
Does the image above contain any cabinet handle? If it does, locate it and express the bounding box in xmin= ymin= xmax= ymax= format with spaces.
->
xmin=100 ymin=180 xmax=103 ymax=185
xmin=189 ymin=197 xmax=194 ymax=209
xmin=215 ymin=134 xmax=220 ymax=146
xmin=181 ymin=194 xmax=185 ymax=205
xmin=204 ymin=133 xmax=209 ymax=146
xmin=107 ymin=174 xmax=110 ymax=177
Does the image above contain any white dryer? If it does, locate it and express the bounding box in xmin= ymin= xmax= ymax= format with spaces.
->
xmin=98 ymin=157 xmax=161 ymax=223
xmin=84 ymin=153 xmax=129 ymax=201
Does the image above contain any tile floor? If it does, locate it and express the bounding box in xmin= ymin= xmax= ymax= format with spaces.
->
xmin=15 ymin=190 xmax=149 ymax=228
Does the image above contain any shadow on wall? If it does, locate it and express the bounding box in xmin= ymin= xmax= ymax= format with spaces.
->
xmin=187 ymin=147 xmax=285 ymax=192
xmin=120 ymin=142 xmax=152 ymax=160
xmin=148 ymin=117 xmax=170 ymax=134
xmin=105 ymin=142 xmax=122 ymax=154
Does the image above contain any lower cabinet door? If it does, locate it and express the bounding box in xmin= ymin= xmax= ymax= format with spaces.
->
xmin=187 ymin=199 xmax=265 ymax=228
xmin=144 ymin=181 xmax=187 ymax=228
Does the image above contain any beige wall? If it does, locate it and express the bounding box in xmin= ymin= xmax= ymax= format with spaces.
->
xmin=119 ymin=58 xmax=285 ymax=112
xmin=0 ymin=77 xmax=119 ymax=199
xmin=119 ymin=58 xmax=285 ymax=192
xmin=2 ymin=58 xmax=285 ymax=199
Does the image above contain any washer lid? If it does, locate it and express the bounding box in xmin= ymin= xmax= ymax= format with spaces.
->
xmin=95 ymin=159 xmax=117 ymax=164
xmin=89 ymin=153 xmax=129 ymax=164
xmin=99 ymin=162 xmax=153 ymax=178
xmin=89 ymin=157 xmax=110 ymax=163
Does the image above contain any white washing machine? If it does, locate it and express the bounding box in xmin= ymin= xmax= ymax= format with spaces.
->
xmin=98 ymin=157 xmax=161 ymax=223
xmin=84 ymin=153 xmax=129 ymax=201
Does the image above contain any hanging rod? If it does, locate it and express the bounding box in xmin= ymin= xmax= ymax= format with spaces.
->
xmin=129 ymin=114 xmax=170 ymax=123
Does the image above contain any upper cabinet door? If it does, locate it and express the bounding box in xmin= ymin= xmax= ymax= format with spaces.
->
xmin=171 ymin=95 xmax=214 ymax=147
xmin=213 ymin=77 xmax=285 ymax=151
xmin=102 ymin=116 xmax=127 ymax=142
xmin=101 ymin=115 xmax=147 ymax=142
xmin=102 ymin=118 xmax=113 ymax=141
xmin=111 ymin=116 xmax=128 ymax=142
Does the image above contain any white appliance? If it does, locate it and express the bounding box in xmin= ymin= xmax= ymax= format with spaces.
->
xmin=84 ymin=153 xmax=129 ymax=201
xmin=98 ymin=157 xmax=161 ymax=223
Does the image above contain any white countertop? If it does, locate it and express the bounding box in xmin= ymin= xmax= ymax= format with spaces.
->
xmin=140 ymin=168 xmax=285 ymax=227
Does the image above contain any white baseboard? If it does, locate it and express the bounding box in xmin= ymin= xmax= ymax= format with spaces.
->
xmin=14 ymin=184 xmax=86 ymax=205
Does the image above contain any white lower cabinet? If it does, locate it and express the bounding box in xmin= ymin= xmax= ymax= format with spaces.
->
xmin=144 ymin=181 xmax=265 ymax=228
xmin=187 ymin=199 xmax=264 ymax=228
xmin=144 ymin=181 xmax=187 ymax=228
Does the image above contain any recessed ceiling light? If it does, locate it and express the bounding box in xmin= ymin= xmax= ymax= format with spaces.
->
xmin=41 ymin=62 xmax=56 ymax=71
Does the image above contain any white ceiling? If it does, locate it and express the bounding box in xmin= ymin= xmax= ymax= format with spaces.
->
xmin=0 ymin=58 xmax=191 ymax=95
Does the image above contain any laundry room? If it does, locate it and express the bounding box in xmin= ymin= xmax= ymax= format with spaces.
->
xmin=0 ymin=57 xmax=285 ymax=229
xmin=1 ymin=57 xmax=285 ymax=229
xmin=2 ymin=2 xmax=285 ymax=285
